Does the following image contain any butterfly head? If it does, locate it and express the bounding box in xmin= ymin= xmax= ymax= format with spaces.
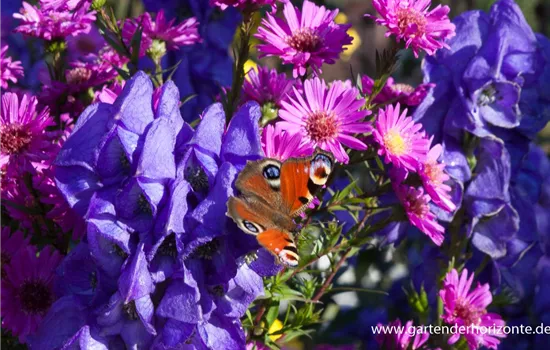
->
xmin=309 ymin=151 xmax=334 ymax=186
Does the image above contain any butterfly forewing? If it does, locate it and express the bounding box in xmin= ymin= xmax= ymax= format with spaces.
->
xmin=280 ymin=149 xmax=335 ymax=217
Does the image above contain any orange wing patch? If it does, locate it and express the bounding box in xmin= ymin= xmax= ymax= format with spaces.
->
xmin=280 ymin=160 xmax=313 ymax=215
xmin=257 ymin=228 xmax=299 ymax=267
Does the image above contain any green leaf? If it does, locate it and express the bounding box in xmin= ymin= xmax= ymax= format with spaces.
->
xmin=181 ymin=94 xmax=197 ymax=106
xmin=130 ymin=26 xmax=143 ymax=66
xmin=265 ymin=300 xmax=280 ymax=329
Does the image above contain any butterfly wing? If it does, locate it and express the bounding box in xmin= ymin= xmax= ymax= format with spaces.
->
xmin=234 ymin=158 xmax=284 ymax=209
xmin=227 ymin=196 xmax=299 ymax=267
xmin=280 ymin=149 xmax=335 ymax=217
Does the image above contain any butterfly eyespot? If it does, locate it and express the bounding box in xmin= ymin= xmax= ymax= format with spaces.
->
xmin=262 ymin=164 xmax=280 ymax=180
xmin=313 ymin=154 xmax=333 ymax=168
xmin=242 ymin=220 xmax=259 ymax=234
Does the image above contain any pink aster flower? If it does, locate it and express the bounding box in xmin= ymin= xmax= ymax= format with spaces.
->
xmin=256 ymin=0 xmax=353 ymax=77
xmin=243 ymin=66 xmax=295 ymax=108
xmin=394 ymin=183 xmax=445 ymax=245
xmin=440 ymin=269 xmax=507 ymax=349
xmin=262 ymin=124 xmax=313 ymax=161
xmin=361 ymin=75 xmax=434 ymax=106
xmin=278 ymin=77 xmax=372 ymax=163
xmin=13 ymin=0 xmax=96 ymax=40
xmin=212 ymin=0 xmax=287 ymax=12
xmin=372 ymin=103 xmax=430 ymax=171
xmin=375 ymin=319 xmax=430 ymax=350
xmin=418 ymin=139 xmax=456 ymax=212
xmin=1 ymin=246 xmax=63 ymax=343
xmin=123 ymin=10 xmax=200 ymax=55
xmin=1 ymin=227 xmax=30 ymax=280
xmin=1 ymin=92 xmax=58 ymax=174
xmin=366 ymin=0 xmax=456 ymax=57
xmin=1 ymin=45 xmax=24 ymax=89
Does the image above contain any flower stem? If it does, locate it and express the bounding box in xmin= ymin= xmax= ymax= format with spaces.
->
xmin=225 ymin=12 xmax=254 ymax=122
xmin=311 ymin=247 xmax=352 ymax=302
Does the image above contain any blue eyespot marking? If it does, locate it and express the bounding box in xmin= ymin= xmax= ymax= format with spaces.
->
xmin=243 ymin=220 xmax=259 ymax=233
xmin=313 ymin=154 xmax=332 ymax=168
xmin=262 ymin=165 xmax=280 ymax=180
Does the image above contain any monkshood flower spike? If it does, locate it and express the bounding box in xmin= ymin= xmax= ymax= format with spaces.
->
xmin=30 ymin=71 xmax=267 ymax=349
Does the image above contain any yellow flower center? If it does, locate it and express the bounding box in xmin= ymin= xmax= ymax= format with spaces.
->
xmin=383 ymin=129 xmax=407 ymax=155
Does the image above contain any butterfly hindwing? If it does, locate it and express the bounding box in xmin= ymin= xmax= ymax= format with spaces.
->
xmin=227 ymin=197 xmax=299 ymax=267
xmin=257 ymin=228 xmax=299 ymax=268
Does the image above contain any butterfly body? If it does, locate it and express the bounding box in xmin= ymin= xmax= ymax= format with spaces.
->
xmin=227 ymin=149 xmax=334 ymax=267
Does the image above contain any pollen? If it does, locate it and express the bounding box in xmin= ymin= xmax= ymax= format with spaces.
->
xmin=305 ymin=111 xmax=339 ymax=143
xmin=396 ymin=7 xmax=428 ymax=37
xmin=383 ymin=129 xmax=408 ymax=156
xmin=0 ymin=123 xmax=32 ymax=155
xmin=20 ymin=280 xmax=53 ymax=315
xmin=286 ymin=28 xmax=322 ymax=52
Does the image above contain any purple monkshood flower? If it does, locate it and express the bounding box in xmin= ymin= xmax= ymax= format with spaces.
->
xmin=413 ymin=0 xmax=550 ymax=144
xmin=36 ymin=71 xmax=270 ymax=349
xmin=256 ymin=0 xmax=353 ymax=77
xmin=366 ymin=0 xmax=455 ymax=58
xmin=1 ymin=45 xmax=24 ymax=88
xmin=361 ymin=75 xmax=434 ymax=107
xmin=13 ymin=0 xmax=96 ymax=40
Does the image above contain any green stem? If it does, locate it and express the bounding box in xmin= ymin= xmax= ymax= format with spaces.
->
xmin=225 ymin=12 xmax=254 ymax=123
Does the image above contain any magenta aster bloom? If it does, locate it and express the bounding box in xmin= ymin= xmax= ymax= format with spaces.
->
xmin=418 ymin=139 xmax=456 ymax=212
xmin=440 ymin=269 xmax=507 ymax=349
xmin=1 ymin=246 xmax=63 ymax=343
xmin=394 ymin=183 xmax=445 ymax=245
xmin=372 ymin=103 xmax=430 ymax=171
xmin=1 ymin=45 xmax=24 ymax=89
xmin=278 ymin=77 xmax=372 ymax=163
xmin=256 ymin=0 xmax=353 ymax=77
xmin=361 ymin=75 xmax=434 ymax=106
xmin=13 ymin=0 xmax=96 ymax=40
xmin=0 ymin=92 xmax=58 ymax=174
xmin=366 ymin=0 xmax=455 ymax=57
xmin=243 ymin=66 xmax=295 ymax=108
xmin=1 ymin=227 xmax=29 ymax=280
xmin=123 ymin=10 xmax=200 ymax=55
xmin=375 ymin=319 xmax=430 ymax=350
xmin=262 ymin=124 xmax=313 ymax=161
